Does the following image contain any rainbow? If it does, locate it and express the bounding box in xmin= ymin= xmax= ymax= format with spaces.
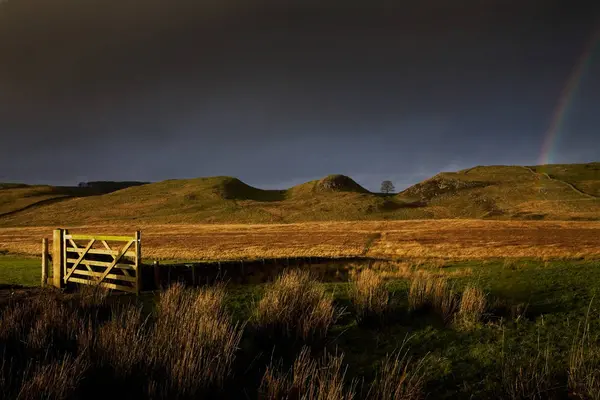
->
xmin=538 ymin=25 xmax=600 ymax=167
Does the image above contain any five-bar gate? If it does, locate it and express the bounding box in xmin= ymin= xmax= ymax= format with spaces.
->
xmin=46 ymin=229 xmax=142 ymax=294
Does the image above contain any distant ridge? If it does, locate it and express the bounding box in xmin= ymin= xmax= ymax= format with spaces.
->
xmin=1 ymin=162 xmax=599 ymax=226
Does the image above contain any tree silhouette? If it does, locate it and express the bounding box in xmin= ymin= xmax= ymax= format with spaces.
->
xmin=380 ymin=180 xmax=395 ymax=194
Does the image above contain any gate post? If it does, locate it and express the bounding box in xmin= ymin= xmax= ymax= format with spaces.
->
xmin=135 ymin=230 xmax=142 ymax=295
xmin=52 ymin=229 xmax=64 ymax=288
xmin=41 ymin=238 xmax=48 ymax=286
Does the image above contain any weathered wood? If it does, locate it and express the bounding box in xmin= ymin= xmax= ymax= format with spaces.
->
xmin=64 ymin=239 xmax=95 ymax=282
xmin=69 ymin=269 xmax=137 ymax=283
xmin=52 ymin=229 xmax=64 ymax=288
xmin=97 ymin=241 xmax=134 ymax=283
xmin=66 ymin=247 xmax=136 ymax=257
xmin=41 ymin=238 xmax=48 ymax=286
xmin=68 ymin=277 xmax=137 ymax=293
xmin=65 ymin=259 xmax=135 ymax=270
xmin=65 ymin=234 xmax=135 ymax=242
xmin=66 ymin=240 xmax=94 ymax=273
xmin=63 ymin=229 xmax=69 ymax=283
xmin=135 ymin=231 xmax=141 ymax=295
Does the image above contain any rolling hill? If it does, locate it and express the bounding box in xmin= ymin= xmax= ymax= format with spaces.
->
xmin=0 ymin=163 xmax=599 ymax=226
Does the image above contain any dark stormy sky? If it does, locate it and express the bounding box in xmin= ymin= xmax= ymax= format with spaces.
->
xmin=1 ymin=0 xmax=599 ymax=191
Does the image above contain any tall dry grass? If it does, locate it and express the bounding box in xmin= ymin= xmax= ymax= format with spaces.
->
xmin=260 ymin=346 xmax=356 ymax=400
xmin=456 ymin=285 xmax=487 ymax=328
xmin=255 ymin=269 xmax=340 ymax=341
xmin=500 ymin=332 xmax=557 ymax=400
xmin=348 ymin=269 xmax=390 ymax=325
xmin=0 ymin=284 xmax=245 ymax=399
xmin=408 ymin=277 xmax=459 ymax=323
xmin=569 ymin=304 xmax=600 ymax=399
xmin=369 ymin=346 xmax=429 ymax=400
xmin=148 ymin=283 xmax=244 ymax=397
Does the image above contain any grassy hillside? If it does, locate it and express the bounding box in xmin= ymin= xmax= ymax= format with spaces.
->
xmin=399 ymin=163 xmax=600 ymax=220
xmin=1 ymin=163 xmax=599 ymax=226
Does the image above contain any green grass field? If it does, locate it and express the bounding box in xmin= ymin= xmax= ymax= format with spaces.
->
xmin=220 ymin=258 xmax=600 ymax=398
xmin=0 ymin=255 xmax=41 ymax=287
xmin=2 ymin=257 xmax=600 ymax=397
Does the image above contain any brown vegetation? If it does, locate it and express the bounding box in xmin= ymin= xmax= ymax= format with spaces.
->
xmin=260 ymin=347 xmax=356 ymax=400
xmin=2 ymin=220 xmax=600 ymax=261
xmin=408 ymin=277 xmax=459 ymax=323
xmin=369 ymin=347 xmax=429 ymax=400
xmin=348 ymin=268 xmax=390 ymax=324
xmin=255 ymin=270 xmax=339 ymax=341
xmin=456 ymin=285 xmax=487 ymax=328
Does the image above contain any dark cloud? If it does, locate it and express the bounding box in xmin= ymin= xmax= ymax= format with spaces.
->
xmin=1 ymin=0 xmax=599 ymax=190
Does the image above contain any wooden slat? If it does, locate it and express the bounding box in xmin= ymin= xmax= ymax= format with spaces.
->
xmin=65 ymin=234 xmax=135 ymax=242
xmin=41 ymin=238 xmax=48 ymax=286
xmin=97 ymin=241 xmax=135 ymax=283
xmin=64 ymin=239 xmax=95 ymax=282
xmin=66 ymin=239 xmax=94 ymax=274
xmin=67 ymin=277 xmax=137 ymax=293
xmin=69 ymin=269 xmax=137 ymax=283
xmin=66 ymin=258 xmax=135 ymax=270
xmin=65 ymin=247 xmax=136 ymax=257
xmin=135 ymin=231 xmax=141 ymax=295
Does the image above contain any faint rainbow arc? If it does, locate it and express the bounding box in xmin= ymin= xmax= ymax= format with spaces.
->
xmin=538 ymin=26 xmax=600 ymax=166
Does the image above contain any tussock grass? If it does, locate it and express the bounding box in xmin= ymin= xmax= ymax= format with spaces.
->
xmin=348 ymin=269 xmax=390 ymax=325
xmin=149 ymin=283 xmax=244 ymax=396
xmin=93 ymin=305 xmax=147 ymax=376
xmin=260 ymin=346 xmax=356 ymax=400
xmin=369 ymin=346 xmax=429 ymax=400
xmin=15 ymin=354 xmax=89 ymax=400
xmin=255 ymin=270 xmax=340 ymax=341
xmin=408 ymin=277 xmax=459 ymax=323
xmin=456 ymin=285 xmax=487 ymax=328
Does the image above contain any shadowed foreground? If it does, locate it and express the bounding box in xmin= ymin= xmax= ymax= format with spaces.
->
xmin=2 ymin=259 xmax=600 ymax=399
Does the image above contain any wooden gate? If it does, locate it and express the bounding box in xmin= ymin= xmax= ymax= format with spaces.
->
xmin=52 ymin=229 xmax=142 ymax=294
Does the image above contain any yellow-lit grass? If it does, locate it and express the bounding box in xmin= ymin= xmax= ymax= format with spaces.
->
xmin=93 ymin=305 xmax=147 ymax=376
xmin=369 ymin=346 xmax=429 ymax=400
xmin=348 ymin=269 xmax=390 ymax=324
xmin=2 ymin=220 xmax=600 ymax=261
xmin=14 ymin=354 xmax=89 ymax=400
xmin=456 ymin=286 xmax=487 ymax=328
xmin=255 ymin=270 xmax=339 ymax=341
xmin=408 ymin=277 xmax=458 ymax=323
xmin=149 ymin=283 xmax=244 ymax=396
xmin=260 ymin=346 xmax=356 ymax=400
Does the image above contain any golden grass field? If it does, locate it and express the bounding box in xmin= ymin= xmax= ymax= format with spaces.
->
xmin=2 ymin=219 xmax=600 ymax=261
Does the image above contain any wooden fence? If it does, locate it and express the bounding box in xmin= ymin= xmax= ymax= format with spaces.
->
xmin=42 ymin=229 xmax=142 ymax=294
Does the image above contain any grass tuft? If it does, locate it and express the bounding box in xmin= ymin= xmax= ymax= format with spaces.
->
xmin=260 ymin=346 xmax=356 ymax=400
xmin=456 ymin=285 xmax=487 ymax=328
xmin=408 ymin=277 xmax=459 ymax=323
xmin=149 ymin=283 xmax=244 ymax=396
xmin=369 ymin=345 xmax=429 ymax=400
xmin=348 ymin=268 xmax=390 ymax=325
xmin=255 ymin=269 xmax=340 ymax=341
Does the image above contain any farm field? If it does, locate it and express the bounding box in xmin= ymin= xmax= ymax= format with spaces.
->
xmin=2 ymin=220 xmax=600 ymax=262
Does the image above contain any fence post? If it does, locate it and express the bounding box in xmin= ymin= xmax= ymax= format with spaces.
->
xmin=153 ymin=261 xmax=160 ymax=290
xmin=52 ymin=229 xmax=64 ymax=288
xmin=41 ymin=238 xmax=48 ymax=286
xmin=135 ymin=231 xmax=142 ymax=295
